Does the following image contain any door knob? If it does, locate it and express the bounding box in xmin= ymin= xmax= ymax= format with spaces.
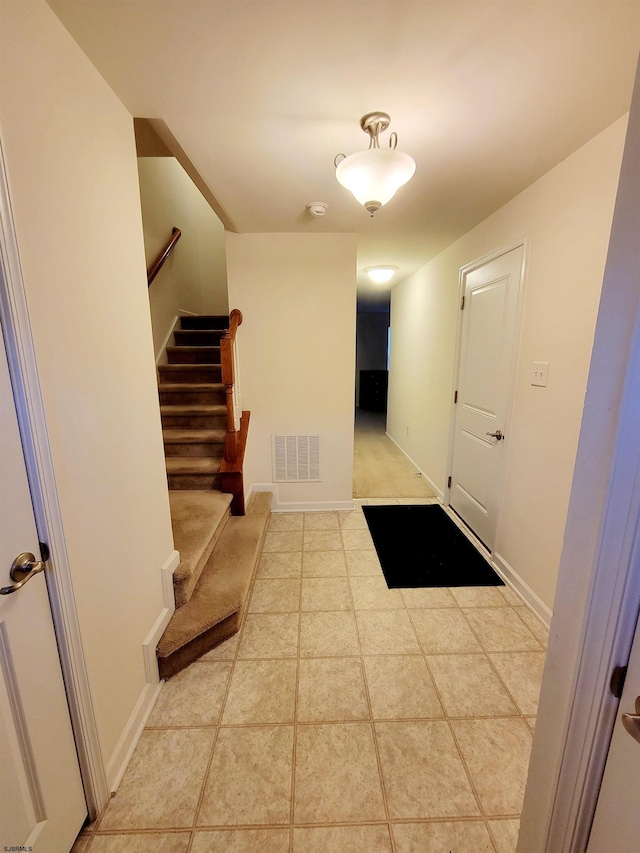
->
xmin=486 ymin=429 xmax=504 ymax=440
xmin=0 ymin=552 xmax=46 ymax=595
xmin=621 ymin=696 xmax=640 ymax=746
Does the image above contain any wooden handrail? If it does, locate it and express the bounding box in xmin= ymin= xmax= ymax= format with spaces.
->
xmin=147 ymin=227 xmax=181 ymax=286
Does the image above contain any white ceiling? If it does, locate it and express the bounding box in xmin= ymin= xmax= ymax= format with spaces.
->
xmin=48 ymin=1 xmax=640 ymax=310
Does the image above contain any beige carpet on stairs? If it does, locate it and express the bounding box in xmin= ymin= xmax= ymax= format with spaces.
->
xmin=353 ymin=408 xmax=437 ymax=498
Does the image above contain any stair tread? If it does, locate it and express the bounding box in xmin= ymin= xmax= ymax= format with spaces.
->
xmin=167 ymin=346 xmax=221 ymax=353
xmin=163 ymin=429 xmax=226 ymax=443
xmin=166 ymin=456 xmax=223 ymax=473
xmin=160 ymin=403 xmax=226 ymax=414
xmin=180 ymin=315 xmax=230 ymax=329
xmin=158 ymin=382 xmax=225 ymax=392
xmin=174 ymin=329 xmax=225 ymax=337
xmin=158 ymin=492 xmax=271 ymax=659
xmin=168 ymin=491 xmax=232 ymax=606
xmin=158 ymin=364 xmax=220 ymax=371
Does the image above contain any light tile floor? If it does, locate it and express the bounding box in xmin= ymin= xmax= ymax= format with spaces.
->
xmin=74 ymin=499 xmax=548 ymax=853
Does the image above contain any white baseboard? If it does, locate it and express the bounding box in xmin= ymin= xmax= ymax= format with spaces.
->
xmin=178 ymin=308 xmax=198 ymax=316
xmin=385 ymin=432 xmax=444 ymax=501
xmin=246 ymin=482 xmax=354 ymax=512
xmin=273 ymin=500 xmax=355 ymax=512
xmin=107 ymin=550 xmax=180 ymax=793
xmin=491 ymin=551 xmax=553 ymax=627
xmin=105 ymin=679 xmax=163 ymax=793
xmin=155 ymin=315 xmax=180 ymax=365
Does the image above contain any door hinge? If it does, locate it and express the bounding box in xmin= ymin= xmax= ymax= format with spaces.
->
xmin=460 ymin=295 xmax=465 ymax=310
xmin=454 ymin=390 xmax=458 ymax=404
xmin=447 ymin=476 xmax=452 ymax=489
xmin=610 ymin=665 xmax=628 ymax=699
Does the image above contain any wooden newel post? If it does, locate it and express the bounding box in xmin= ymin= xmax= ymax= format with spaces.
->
xmin=220 ymin=309 xmax=243 ymax=465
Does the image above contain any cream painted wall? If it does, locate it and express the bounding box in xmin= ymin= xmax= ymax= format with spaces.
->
xmin=356 ymin=311 xmax=390 ymax=406
xmin=0 ymin=0 xmax=174 ymax=772
xmin=138 ymin=157 xmax=228 ymax=358
xmin=226 ymin=233 xmax=357 ymax=508
xmin=388 ymin=116 xmax=627 ymax=611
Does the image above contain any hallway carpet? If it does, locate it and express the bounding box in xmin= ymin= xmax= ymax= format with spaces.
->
xmin=353 ymin=409 xmax=437 ymax=499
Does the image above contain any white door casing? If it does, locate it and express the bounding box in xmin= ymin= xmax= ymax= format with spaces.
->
xmin=0 ymin=320 xmax=86 ymax=851
xmin=587 ymin=607 xmax=640 ymax=851
xmin=449 ymin=245 xmax=524 ymax=549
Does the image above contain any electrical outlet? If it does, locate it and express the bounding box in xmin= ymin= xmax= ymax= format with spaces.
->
xmin=532 ymin=361 xmax=549 ymax=387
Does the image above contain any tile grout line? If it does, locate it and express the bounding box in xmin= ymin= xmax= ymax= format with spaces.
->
xmin=188 ymin=534 xmax=265 ymax=840
xmin=289 ymin=540 xmax=305 ymax=852
xmin=343 ymin=522 xmax=397 ymax=853
xmin=398 ymin=574 xmax=490 ymax=840
xmin=456 ymin=601 xmax=542 ymax=731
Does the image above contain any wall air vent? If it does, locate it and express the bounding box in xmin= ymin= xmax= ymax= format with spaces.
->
xmin=272 ymin=434 xmax=321 ymax=482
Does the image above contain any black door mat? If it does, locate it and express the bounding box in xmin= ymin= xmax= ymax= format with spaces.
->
xmin=362 ymin=504 xmax=504 ymax=589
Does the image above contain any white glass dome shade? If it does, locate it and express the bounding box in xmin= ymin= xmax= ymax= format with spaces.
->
xmin=364 ymin=265 xmax=399 ymax=284
xmin=336 ymin=148 xmax=416 ymax=214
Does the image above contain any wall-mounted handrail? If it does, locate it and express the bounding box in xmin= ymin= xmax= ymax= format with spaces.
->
xmin=147 ymin=227 xmax=181 ymax=287
xmin=220 ymin=308 xmax=243 ymax=463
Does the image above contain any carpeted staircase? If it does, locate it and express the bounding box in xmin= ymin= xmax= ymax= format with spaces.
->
xmin=159 ymin=315 xmax=228 ymax=489
xmin=155 ymin=314 xmax=271 ymax=677
xmin=157 ymin=489 xmax=270 ymax=678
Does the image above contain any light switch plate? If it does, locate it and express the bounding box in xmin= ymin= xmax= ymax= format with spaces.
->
xmin=532 ymin=361 xmax=549 ymax=387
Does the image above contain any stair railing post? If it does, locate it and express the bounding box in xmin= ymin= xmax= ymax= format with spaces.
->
xmin=220 ymin=309 xmax=243 ymax=466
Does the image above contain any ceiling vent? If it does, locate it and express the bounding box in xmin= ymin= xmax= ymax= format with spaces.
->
xmin=272 ymin=434 xmax=320 ymax=482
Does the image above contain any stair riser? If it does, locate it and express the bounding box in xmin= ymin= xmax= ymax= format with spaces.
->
xmin=159 ymin=389 xmax=226 ymax=406
xmin=168 ymin=473 xmax=222 ymax=489
xmin=158 ymin=613 xmax=239 ymax=680
xmin=164 ymin=443 xmax=224 ymax=458
xmin=167 ymin=347 xmax=221 ymax=365
xmin=161 ymin=414 xmax=227 ymax=429
xmin=180 ymin=315 xmax=230 ymax=330
xmin=174 ymin=330 xmax=226 ymax=346
xmin=158 ymin=366 xmax=222 ymax=383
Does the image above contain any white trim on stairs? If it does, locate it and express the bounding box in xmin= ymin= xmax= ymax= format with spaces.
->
xmin=142 ymin=548 xmax=179 ymax=684
xmin=155 ymin=314 xmax=180 ymax=365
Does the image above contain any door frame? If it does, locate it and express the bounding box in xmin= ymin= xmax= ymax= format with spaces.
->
xmin=444 ymin=238 xmax=527 ymax=556
xmin=518 ymin=62 xmax=640 ymax=850
xmin=0 ymin=137 xmax=108 ymax=818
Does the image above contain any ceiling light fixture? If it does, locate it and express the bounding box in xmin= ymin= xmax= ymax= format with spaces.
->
xmin=365 ymin=265 xmax=399 ymax=285
xmin=334 ymin=112 xmax=416 ymax=216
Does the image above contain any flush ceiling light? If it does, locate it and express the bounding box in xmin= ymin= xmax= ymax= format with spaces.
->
xmin=365 ymin=265 xmax=398 ymax=285
xmin=335 ymin=112 xmax=416 ymax=216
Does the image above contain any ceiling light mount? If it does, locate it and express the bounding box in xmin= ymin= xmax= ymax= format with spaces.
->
xmin=360 ymin=111 xmax=391 ymax=145
xmin=335 ymin=112 xmax=416 ymax=216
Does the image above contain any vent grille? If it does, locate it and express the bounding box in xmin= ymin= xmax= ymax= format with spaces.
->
xmin=272 ymin=434 xmax=320 ymax=482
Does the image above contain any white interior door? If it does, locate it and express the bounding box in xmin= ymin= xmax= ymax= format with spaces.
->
xmin=587 ymin=609 xmax=640 ymax=852
xmin=450 ymin=246 xmax=523 ymax=549
xmin=0 ymin=321 xmax=86 ymax=852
